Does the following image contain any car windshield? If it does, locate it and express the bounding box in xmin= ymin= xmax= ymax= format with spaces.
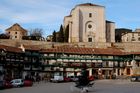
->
xmin=15 ymin=80 xmax=20 ymax=83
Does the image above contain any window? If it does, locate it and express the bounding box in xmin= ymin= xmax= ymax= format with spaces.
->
xmin=137 ymin=62 xmax=140 ymax=67
xmin=131 ymin=38 xmax=135 ymax=41
xmin=88 ymin=38 xmax=92 ymax=42
xmin=15 ymin=36 xmax=17 ymax=38
xmin=138 ymin=37 xmax=140 ymax=41
xmin=15 ymin=32 xmax=17 ymax=34
xmin=89 ymin=13 xmax=92 ymax=17
xmin=132 ymin=33 xmax=134 ymax=37
xmin=127 ymin=37 xmax=128 ymax=41
xmin=131 ymin=37 xmax=135 ymax=41
xmin=128 ymin=62 xmax=131 ymax=65
xmin=88 ymin=24 xmax=92 ymax=28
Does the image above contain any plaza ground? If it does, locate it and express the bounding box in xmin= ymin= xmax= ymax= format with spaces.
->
xmin=1 ymin=79 xmax=140 ymax=93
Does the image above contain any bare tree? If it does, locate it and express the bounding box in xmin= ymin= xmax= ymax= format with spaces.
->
xmin=29 ymin=28 xmax=43 ymax=37
xmin=28 ymin=28 xmax=44 ymax=40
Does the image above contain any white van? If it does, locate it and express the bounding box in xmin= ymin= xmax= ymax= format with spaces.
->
xmin=50 ymin=75 xmax=64 ymax=82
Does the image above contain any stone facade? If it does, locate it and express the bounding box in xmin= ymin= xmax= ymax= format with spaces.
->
xmin=64 ymin=3 xmax=107 ymax=43
xmin=1 ymin=39 xmax=140 ymax=52
xmin=106 ymin=21 xmax=115 ymax=42
xmin=115 ymin=28 xmax=132 ymax=42
xmin=5 ymin=23 xmax=27 ymax=40
xmin=122 ymin=29 xmax=140 ymax=42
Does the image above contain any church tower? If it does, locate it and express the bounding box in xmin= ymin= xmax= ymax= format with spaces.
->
xmin=64 ymin=3 xmax=106 ymax=43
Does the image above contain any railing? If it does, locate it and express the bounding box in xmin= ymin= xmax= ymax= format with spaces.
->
xmin=42 ymin=56 xmax=134 ymax=61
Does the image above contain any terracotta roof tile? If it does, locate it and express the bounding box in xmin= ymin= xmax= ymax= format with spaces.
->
xmin=6 ymin=23 xmax=27 ymax=32
xmin=40 ymin=46 xmax=126 ymax=55
xmin=127 ymin=52 xmax=140 ymax=55
xmin=0 ymin=44 xmax=23 ymax=53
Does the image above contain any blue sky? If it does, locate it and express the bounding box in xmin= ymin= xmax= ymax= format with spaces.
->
xmin=0 ymin=0 xmax=140 ymax=37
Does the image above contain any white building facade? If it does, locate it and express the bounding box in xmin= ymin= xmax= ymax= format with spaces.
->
xmin=122 ymin=29 xmax=140 ymax=42
xmin=64 ymin=3 xmax=115 ymax=43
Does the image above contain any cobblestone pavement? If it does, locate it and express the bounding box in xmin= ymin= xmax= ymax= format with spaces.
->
xmin=1 ymin=79 xmax=140 ymax=93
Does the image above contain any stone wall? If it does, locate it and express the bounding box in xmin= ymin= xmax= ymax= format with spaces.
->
xmin=0 ymin=39 xmax=140 ymax=52
xmin=114 ymin=43 xmax=140 ymax=52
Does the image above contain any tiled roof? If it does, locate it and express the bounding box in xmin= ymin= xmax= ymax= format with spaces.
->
xmin=0 ymin=44 xmax=23 ymax=53
xmin=40 ymin=46 xmax=126 ymax=55
xmin=77 ymin=3 xmax=103 ymax=7
xmin=94 ymin=48 xmax=125 ymax=55
xmin=126 ymin=52 xmax=140 ymax=55
xmin=6 ymin=23 xmax=27 ymax=32
xmin=1 ymin=44 xmax=140 ymax=55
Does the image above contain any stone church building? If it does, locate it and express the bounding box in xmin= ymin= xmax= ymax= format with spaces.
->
xmin=64 ymin=3 xmax=115 ymax=43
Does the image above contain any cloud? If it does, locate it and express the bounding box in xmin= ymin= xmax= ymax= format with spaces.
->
xmin=0 ymin=0 xmax=70 ymax=28
xmin=0 ymin=24 xmax=9 ymax=33
xmin=0 ymin=0 xmax=75 ymax=36
xmin=0 ymin=0 xmax=140 ymax=36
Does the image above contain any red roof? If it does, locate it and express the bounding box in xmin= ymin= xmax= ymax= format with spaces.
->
xmin=126 ymin=52 xmax=140 ymax=55
xmin=40 ymin=46 xmax=126 ymax=55
xmin=0 ymin=44 xmax=23 ymax=53
xmin=1 ymin=44 xmax=140 ymax=55
xmin=6 ymin=23 xmax=27 ymax=32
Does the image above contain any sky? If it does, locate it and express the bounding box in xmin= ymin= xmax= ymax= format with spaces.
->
xmin=0 ymin=0 xmax=140 ymax=37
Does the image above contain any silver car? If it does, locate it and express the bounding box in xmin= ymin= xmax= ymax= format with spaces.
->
xmin=10 ymin=79 xmax=24 ymax=87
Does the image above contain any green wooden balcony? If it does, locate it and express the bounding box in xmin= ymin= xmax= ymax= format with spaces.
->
xmin=42 ymin=56 xmax=134 ymax=61
xmin=25 ymin=52 xmax=40 ymax=57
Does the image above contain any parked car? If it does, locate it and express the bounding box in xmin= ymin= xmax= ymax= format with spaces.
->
xmin=64 ymin=77 xmax=71 ymax=82
xmin=131 ymin=75 xmax=140 ymax=82
xmin=0 ymin=80 xmax=4 ymax=89
xmin=24 ymin=80 xmax=33 ymax=87
xmin=10 ymin=79 xmax=24 ymax=87
xmin=50 ymin=75 xmax=64 ymax=82
xmin=68 ymin=76 xmax=79 ymax=82
xmin=0 ymin=80 xmax=12 ymax=89
xmin=4 ymin=81 xmax=13 ymax=89
xmin=88 ymin=75 xmax=94 ymax=81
